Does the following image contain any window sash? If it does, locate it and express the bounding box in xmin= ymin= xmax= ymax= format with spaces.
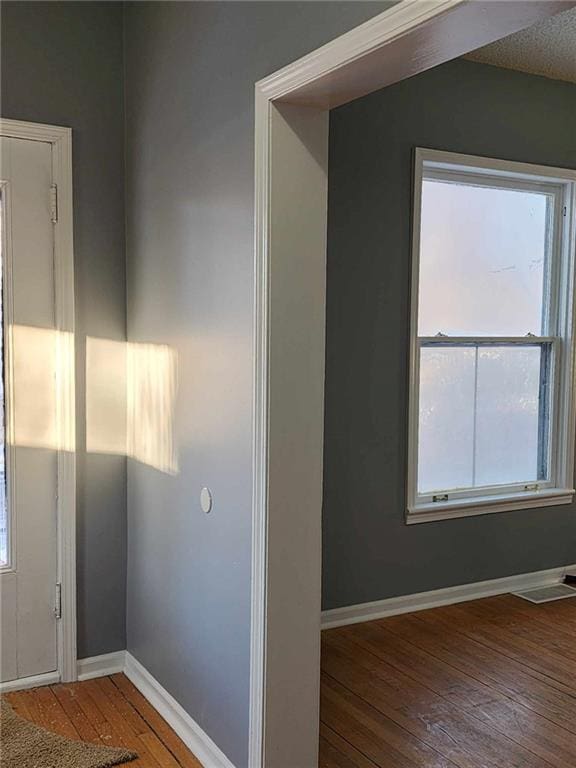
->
xmin=416 ymin=336 xmax=557 ymax=503
xmin=419 ymin=174 xmax=561 ymax=339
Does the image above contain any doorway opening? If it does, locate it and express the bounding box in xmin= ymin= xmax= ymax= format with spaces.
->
xmin=250 ymin=2 xmax=576 ymax=765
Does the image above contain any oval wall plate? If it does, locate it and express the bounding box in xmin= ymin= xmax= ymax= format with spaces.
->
xmin=200 ymin=486 xmax=212 ymax=514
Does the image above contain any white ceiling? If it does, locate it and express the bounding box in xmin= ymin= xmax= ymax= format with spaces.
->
xmin=466 ymin=7 xmax=576 ymax=84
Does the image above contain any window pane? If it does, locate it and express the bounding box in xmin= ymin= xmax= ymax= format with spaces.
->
xmin=418 ymin=347 xmax=475 ymax=493
xmin=418 ymin=180 xmax=549 ymax=336
xmin=418 ymin=344 xmax=549 ymax=495
xmin=475 ymin=346 xmax=544 ymax=487
xmin=0 ymin=192 xmax=6 ymax=567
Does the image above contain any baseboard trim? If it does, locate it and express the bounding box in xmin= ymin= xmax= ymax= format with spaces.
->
xmin=321 ymin=564 xmax=576 ymax=629
xmin=77 ymin=651 xmax=126 ymax=681
xmin=10 ymin=650 xmax=236 ymax=766
xmin=1 ymin=649 xmax=126 ymax=691
xmin=0 ymin=670 xmax=60 ymax=693
xmin=124 ymin=652 xmax=235 ymax=768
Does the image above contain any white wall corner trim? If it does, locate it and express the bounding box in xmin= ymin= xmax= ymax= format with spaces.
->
xmin=124 ymin=653 xmax=236 ymax=768
xmin=77 ymin=651 xmax=126 ymax=681
xmin=321 ymin=564 xmax=576 ymax=629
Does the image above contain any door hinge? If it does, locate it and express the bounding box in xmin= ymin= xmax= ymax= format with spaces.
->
xmin=54 ymin=582 xmax=62 ymax=620
xmin=50 ymin=184 xmax=58 ymax=223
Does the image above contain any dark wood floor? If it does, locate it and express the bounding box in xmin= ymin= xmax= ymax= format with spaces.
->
xmin=5 ymin=673 xmax=203 ymax=768
xmin=320 ymin=593 xmax=576 ymax=768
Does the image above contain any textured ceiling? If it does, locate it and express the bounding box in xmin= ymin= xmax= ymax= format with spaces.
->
xmin=466 ymin=7 xmax=576 ymax=84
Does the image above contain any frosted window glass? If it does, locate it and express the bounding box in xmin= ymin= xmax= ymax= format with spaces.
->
xmin=475 ymin=347 xmax=542 ymax=487
xmin=418 ymin=347 xmax=475 ymax=493
xmin=418 ymin=344 xmax=548 ymax=494
xmin=418 ymin=180 xmax=549 ymax=336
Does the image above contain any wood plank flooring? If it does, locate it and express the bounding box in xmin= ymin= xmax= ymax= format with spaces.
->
xmin=4 ymin=595 xmax=576 ymax=768
xmin=4 ymin=673 xmax=204 ymax=768
xmin=320 ymin=594 xmax=576 ymax=768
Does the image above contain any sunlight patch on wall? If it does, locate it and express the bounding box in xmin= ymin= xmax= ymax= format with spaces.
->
xmin=127 ymin=342 xmax=178 ymax=475
xmin=86 ymin=338 xmax=127 ymax=455
xmin=4 ymin=328 xmax=177 ymax=473
xmin=86 ymin=337 xmax=178 ymax=475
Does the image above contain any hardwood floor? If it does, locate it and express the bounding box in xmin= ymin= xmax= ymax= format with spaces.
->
xmin=5 ymin=595 xmax=576 ymax=768
xmin=320 ymin=594 xmax=576 ymax=768
xmin=4 ymin=673 xmax=203 ymax=768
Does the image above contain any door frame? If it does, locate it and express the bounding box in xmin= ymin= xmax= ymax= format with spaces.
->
xmin=0 ymin=118 xmax=76 ymax=686
xmin=249 ymin=1 xmax=576 ymax=765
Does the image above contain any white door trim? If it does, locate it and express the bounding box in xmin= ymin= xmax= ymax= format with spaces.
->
xmin=0 ymin=118 xmax=76 ymax=683
xmin=250 ymin=1 xmax=574 ymax=765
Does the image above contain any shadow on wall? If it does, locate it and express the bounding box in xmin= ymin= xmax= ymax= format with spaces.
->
xmin=5 ymin=324 xmax=179 ymax=475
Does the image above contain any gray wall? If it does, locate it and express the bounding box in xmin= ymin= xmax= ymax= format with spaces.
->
xmin=323 ymin=58 xmax=576 ymax=611
xmin=1 ymin=2 xmax=127 ymax=657
xmin=123 ymin=3 xmax=392 ymax=766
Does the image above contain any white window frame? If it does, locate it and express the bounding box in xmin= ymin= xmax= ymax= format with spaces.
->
xmin=407 ymin=148 xmax=576 ymax=524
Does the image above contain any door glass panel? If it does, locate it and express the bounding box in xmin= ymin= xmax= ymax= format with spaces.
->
xmin=418 ymin=179 xmax=549 ymax=336
xmin=0 ymin=191 xmax=7 ymax=567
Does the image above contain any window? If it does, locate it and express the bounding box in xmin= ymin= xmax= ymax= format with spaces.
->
xmin=407 ymin=149 xmax=576 ymax=523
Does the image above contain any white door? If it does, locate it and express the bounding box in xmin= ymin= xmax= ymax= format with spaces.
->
xmin=0 ymin=136 xmax=59 ymax=684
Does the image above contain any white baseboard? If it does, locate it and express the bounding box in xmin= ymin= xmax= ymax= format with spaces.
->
xmin=77 ymin=651 xmax=126 ymax=681
xmin=124 ymin=652 xmax=235 ymax=768
xmin=321 ymin=564 xmax=576 ymax=629
xmin=75 ymin=650 xmax=235 ymax=766
xmin=0 ymin=670 xmax=60 ymax=693
xmin=4 ymin=650 xmax=235 ymax=767
xmin=2 ymin=650 xmax=126 ymax=691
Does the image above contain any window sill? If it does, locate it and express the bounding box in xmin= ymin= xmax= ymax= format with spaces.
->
xmin=406 ymin=488 xmax=575 ymax=524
